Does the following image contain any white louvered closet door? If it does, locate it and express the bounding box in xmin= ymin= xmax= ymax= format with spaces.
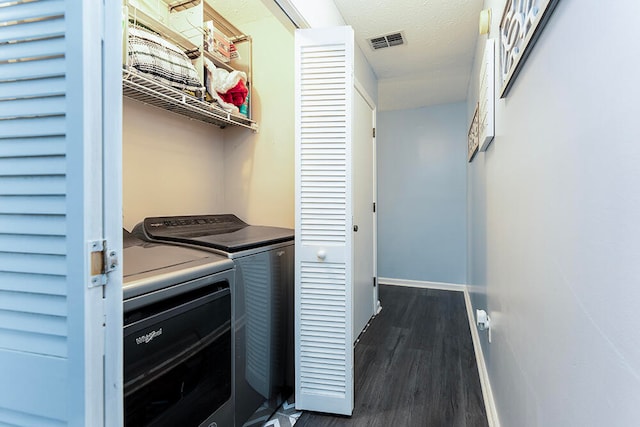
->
xmin=294 ymin=26 xmax=355 ymax=416
xmin=0 ymin=1 xmax=122 ymax=425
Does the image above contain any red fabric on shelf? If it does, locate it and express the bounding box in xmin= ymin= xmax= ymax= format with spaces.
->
xmin=218 ymin=80 xmax=248 ymax=107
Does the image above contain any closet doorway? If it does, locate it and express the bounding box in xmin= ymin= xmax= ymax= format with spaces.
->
xmin=353 ymin=84 xmax=377 ymax=339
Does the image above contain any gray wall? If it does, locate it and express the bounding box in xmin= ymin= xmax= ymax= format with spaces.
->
xmin=467 ymin=1 xmax=640 ymax=425
xmin=378 ymin=103 xmax=467 ymax=284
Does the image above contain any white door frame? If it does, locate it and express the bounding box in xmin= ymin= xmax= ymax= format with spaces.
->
xmin=270 ymin=0 xmax=310 ymax=28
xmin=354 ymin=79 xmax=378 ymax=314
xmin=102 ymin=0 xmax=124 ymax=424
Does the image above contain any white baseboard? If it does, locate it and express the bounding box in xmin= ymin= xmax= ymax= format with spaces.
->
xmin=377 ymin=277 xmax=499 ymax=425
xmin=378 ymin=277 xmax=466 ymax=292
xmin=463 ymin=289 xmax=500 ymax=427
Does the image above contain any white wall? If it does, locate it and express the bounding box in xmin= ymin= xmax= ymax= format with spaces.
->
xmin=221 ymin=3 xmax=296 ymax=228
xmin=122 ymin=98 xmax=226 ymax=230
xmin=378 ymin=103 xmax=467 ymax=284
xmin=467 ymin=1 xmax=640 ymax=425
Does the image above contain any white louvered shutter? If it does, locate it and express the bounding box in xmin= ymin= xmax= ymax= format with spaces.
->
xmin=0 ymin=1 xmax=122 ymax=425
xmin=294 ymin=26 xmax=354 ymax=416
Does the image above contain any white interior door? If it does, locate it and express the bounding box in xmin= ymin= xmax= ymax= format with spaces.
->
xmin=294 ymin=26 xmax=355 ymax=416
xmin=352 ymin=87 xmax=376 ymax=339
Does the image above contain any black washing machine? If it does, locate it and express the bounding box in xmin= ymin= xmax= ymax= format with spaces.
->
xmin=133 ymin=215 xmax=294 ymax=426
xmin=122 ymin=229 xmax=235 ymax=427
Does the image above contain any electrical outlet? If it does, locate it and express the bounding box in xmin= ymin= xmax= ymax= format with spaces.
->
xmin=476 ymin=309 xmax=492 ymax=343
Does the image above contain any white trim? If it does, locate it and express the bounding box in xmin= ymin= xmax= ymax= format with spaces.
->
xmin=103 ymin=0 xmax=124 ymax=423
xmin=371 ymin=96 xmax=378 ymax=317
xmin=378 ymin=277 xmax=466 ymax=292
xmin=463 ymin=289 xmax=500 ymax=427
xmin=271 ymin=0 xmax=310 ymax=28
xmin=355 ymin=79 xmax=376 ymax=111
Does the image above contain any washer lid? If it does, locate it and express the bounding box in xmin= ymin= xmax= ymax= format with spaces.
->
xmin=187 ymin=225 xmax=294 ymax=252
xmin=123 ymin=229 xmax=233 ymax=280
xmin=141 ymin=214 xmax=294 ymax=252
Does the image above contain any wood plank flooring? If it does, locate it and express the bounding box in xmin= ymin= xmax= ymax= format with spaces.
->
xmin=294 ymin=285 xmax=488 ymax=427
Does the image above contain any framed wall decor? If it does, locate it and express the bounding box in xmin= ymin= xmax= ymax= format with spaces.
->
xmin=499 ymin=0 xmax=561 ymax=97
xmin=479 ymin=39 xmax=495 ymax=151
xmin=468 ymin=104 xmax=479 ymax=162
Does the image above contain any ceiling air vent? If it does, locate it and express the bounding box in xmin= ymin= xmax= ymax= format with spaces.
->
xmin=367 ymin=31 xmax=406 ymax=50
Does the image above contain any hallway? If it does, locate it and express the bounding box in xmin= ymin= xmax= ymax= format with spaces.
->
xmin=296 ymin=285 xmax=488 ymax=426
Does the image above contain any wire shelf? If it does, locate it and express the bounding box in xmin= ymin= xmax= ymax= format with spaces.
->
xmin=122 ymin=67 xmax=257 ymax=131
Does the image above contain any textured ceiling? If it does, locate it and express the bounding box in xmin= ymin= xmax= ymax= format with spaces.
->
xmin=208 ymin=0 xmax=483 ymax=111
xmin=333 ymin=0 xmax=483 ymax=111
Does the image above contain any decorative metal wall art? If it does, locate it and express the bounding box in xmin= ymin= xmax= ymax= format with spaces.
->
xmin=499 ymin=0 xmax=561 ymax=97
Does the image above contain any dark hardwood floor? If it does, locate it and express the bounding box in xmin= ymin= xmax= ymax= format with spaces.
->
xmin=295 ymin=285 xmax=488 ymax=427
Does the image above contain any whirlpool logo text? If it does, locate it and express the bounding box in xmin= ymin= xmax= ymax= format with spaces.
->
xmin=135 ymin=328 xmax=163 ymax=345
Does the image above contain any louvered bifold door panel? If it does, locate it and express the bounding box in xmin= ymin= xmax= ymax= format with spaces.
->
xmin=294 ymin=26 xmax=355 ymax=416
xmin=1 ymin=0 xmax=82 ymax=424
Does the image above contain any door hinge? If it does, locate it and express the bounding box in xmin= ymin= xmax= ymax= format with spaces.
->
xmin=372 ymin=127 xmax=376 ymax=138
xmin=89 ymin=240 xmax=118 ymax=288
xmin=373 ymin=202 xmax=376 ymax=213
xmin=373 ymin=277 xmax=377 ymax=288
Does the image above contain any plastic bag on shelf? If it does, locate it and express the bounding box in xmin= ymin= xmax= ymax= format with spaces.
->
xmin=204 ymin=57 xmax=242 ymax=114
